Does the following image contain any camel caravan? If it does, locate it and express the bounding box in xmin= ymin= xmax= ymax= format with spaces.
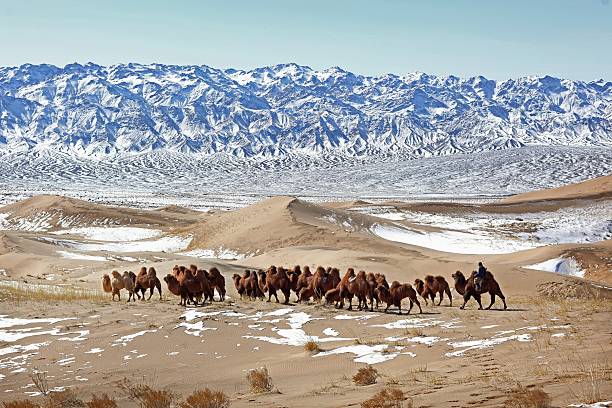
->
xmin=102 ymin=262 xmax=507 ymax=313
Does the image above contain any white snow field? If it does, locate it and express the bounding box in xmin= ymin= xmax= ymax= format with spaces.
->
xmin=0 ymin=146 xmax=611 ymax=209
xmin=50 ymin=227 xmax=161 ymax=242
xmin=371 ymin=224 xmax=540 ymax=254
xmin=523 ymin=257 xmax=585 ymax=278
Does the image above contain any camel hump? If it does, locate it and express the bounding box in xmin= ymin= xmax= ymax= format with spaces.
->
xmin=424 ymin=275 xmax=435 ymax=283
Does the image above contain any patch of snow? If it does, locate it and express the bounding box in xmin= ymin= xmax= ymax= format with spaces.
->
xmin=315 ymin=344 xmax=399 ymax=364
xmin=179 ymin=247 xmax=246 ymax=260
xmin=57 ymin=250 xmax=108 ymax=261
xmin=334 ymin=314 xmax=375 ymax=321
xmin=372 ymin=224 xmax=539 ymax=254
xmin=50 ymin=227 xmax=161 ymax=241
xmin=84 ymin=348 xmax=104 ymax=354
xmin=523 ymin=257 xmax=585 ymax=278
xmin=323 ymin=328 xmax=339 ymax=336
xmin=177 ymin=321 xmax=217 ymax=337
xmin=445 ymin=334 xmax=532 ymax=357
xmin=112 ymin=329 xmax=157 ymax=346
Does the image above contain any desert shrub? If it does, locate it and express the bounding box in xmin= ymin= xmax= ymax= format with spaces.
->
xmin=86 ymin=394 xmax=118 ymax=408
xmin=30 ymin=370 xmax=49 ymax=396
xmin=304 ymin=340 xmax=320 ymax=353
xmin=179 ymin=388 xmax=231 ymax=408
xmin=246 ymin=367 xmax=273 ymax=394
xmin=44 ymin=389 xmax=85 ymax=408
xmin=353 ymin=365 xmax=379 ymax=386
xmin=2 ymin=400 xmax=40 ymax=408
xmin=361 ymin=387 xmax=409 ymax=408
xmin=504 ymin=385 xmax=551 ymax=408
xmin=116 ymin=377 xmax=177 ymax=408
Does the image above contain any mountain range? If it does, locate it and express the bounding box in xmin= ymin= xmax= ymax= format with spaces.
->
xmin=0 ymin=62 xmax=610 ymax=159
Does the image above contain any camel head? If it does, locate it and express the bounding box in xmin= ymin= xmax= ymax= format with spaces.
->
xmin=111 ymin=270 xmax=121 ymax=279
xmin=452 ymin=270 xmax=465 ymax=281
xmin=163 ymin=274 xmax=176 ymax=284
xmin=243 ymin=269 xmax=251 ymax=278
xmin=414 ymin=279 xmax=425 ymax=293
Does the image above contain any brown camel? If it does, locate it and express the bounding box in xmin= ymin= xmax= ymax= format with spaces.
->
xmin=295 ymin=266 xmax=312 ymax=298
xmin=414 ymin=275 xmax=452 ymax=306
xmin=452 ymin=270 xmax=507 ymax=310
xmin=336 ymin=268 xmax=356 ymax=310
xmin=232 ymin=273 xmax=246 ymax=299
xmin=110 ymin=270 xmax=125 ymax=301
xmin=207 ymin=267 xmax=226 ymax=301
xmin=134 ymin=267 xmax=162 ymax=301
xmin=345 ymin=270 xmax=372 ymax=311
xmin=309 ymin=266 xmax=328 ymax=300
xmin=102 ymin=274 xmax=112 ymax=294
xmin=246 ymin=269 xmax=264 ymax=300
xmin=376 ymin=281 xmax=422 ymax=314
xmin=163 ymin=274 xmax=192 ymax=306
xmin=324 ymin=287 xmax=342 ymax=306
xmin=122 ymin=271 xmax=136 ymax=302
xmin=265 ymin=266 xmax=291 ymax=304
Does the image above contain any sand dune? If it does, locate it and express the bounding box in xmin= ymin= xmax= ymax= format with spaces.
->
xmin=0 ymin=192 xmax=610 ymax=406
xmin=501 ymin=174 xmax=612 ymax=204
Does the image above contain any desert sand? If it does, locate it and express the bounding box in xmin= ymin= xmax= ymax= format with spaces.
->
xmin=0 ymin=179 xmax=610 ymax=407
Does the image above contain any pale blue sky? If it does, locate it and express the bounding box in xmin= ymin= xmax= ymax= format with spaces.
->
xmin=1 ymin=0 xmax=611 ymax=80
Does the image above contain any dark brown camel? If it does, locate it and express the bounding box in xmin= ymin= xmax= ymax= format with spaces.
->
xmin=414 ymin=275 xmax=452 ymax=306
xmin=452 ymin=270 xmax=507 ymax=310
xmin=134 ymin=267 xmax=162 ymax=300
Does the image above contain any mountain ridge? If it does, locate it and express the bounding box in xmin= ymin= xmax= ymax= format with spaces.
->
xmin=0 ymin=62 xmax=610 ymax=159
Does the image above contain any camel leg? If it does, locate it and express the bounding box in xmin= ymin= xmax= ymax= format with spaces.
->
xmin=429 ymin=293 xmax=435 ymax=306
xmin=384 ymin=304 xmax=389 ymax=313
xmin=347 ymin=297 xmax=353 ymax=311
xmin=498 ymin=290 xmax=507 ymax=310
xmin=446 ymin=288 xmax=453 ymax=307
xmin=415 ymin=298 xmax=422 ymax=313
xmin=486 ymin=293 xmax=496 ymax=310
xmin=274 ymin=291 xmax=279 ymax=303
xmin=283 ymin=290 xmax=290 ymax=305
xmin=156 ymin=282 xmax=162 ymax=300
xmin=267 ymin=291 xmax=272 ymax=302
xmin=147 ymin=287 xmax=153 ymax=300
xmin=460 ymin=293 xmax=470 ymax=310
xmin=437 ymin=291 xmax=443 ymax=306
xmin=475 ymin=294 xmax=483 ymax=310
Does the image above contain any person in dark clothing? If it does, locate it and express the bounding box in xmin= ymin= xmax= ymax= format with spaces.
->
xmin=475 ymin=262 xmax=487 ymax=291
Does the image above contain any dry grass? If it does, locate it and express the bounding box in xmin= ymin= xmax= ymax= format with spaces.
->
xmin=353 ymin=366 xmax=379 ymax=386
xmin=246 ymin=367 xmax=274 ymax=394
xmin=116 ymin=377 xmax=177 ymax=408
xmin=85 ymin=394 xmax=118 ymax=408
xmin=0 ymin=282 xmax=107 ymax=304
xmin=304 ymin=340 xmax=321 ymax=353
xmin=2 ymin=401 xmax=40 ymax=408
xmin=44 ymin=390 xmax=85 ymax=408
xmin=503 ymin=385 xmax=551 ymax=408
xmin=361 ymin=387 xmax=410 ymax=408
xmin=179 ymin=388 xmax=231 ymax=408
xmin=568 ymin=362 xmax=608 ymax=404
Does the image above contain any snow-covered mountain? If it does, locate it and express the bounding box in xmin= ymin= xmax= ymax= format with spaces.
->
xmin=0 ymin=62 xmax=610 ymax=159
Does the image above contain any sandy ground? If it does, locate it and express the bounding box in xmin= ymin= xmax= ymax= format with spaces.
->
xmin=0 ymin=182 xmax=610 ymax=407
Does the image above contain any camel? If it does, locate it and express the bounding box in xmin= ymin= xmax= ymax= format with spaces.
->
xmin=257 ymin=270 xmax=267 ymax=294
xmin=110 ymin=270 xmax=125 ymax=301
xmin=134 ymin=267 xmax=162 ymax=301
xmin=232 ymin=273 xmax=246 ymax=299
xmin=309 ymin=266 xmax=328 ymax=300
xmin=414 ymin=275 xmax=452 ymax=306
xmin=295 ymin=266 xmax=312 ymax=300
xmin=288 ymin=265 xmax=302 ymax=298
xmin=102 ymin=274 xmax=112 ymax=294
xmin=452 ymin=270 xmax=507 ymax=310
xmin=122 ymin=271 xmax=136 ymax=302
xmin=207 ymin=267 xmax=226 ymax=301
xmin=336 ymin=268 xmax=356 ymax=310
xmin=367 ymin=272 xmax=379 ymax=308
xmin=324 ymin=287 xmax=342 ymax=306
xmin=245 ymin=269 xmax=264 ymax=300
xmin=265 ymin=266 xmax=291 ymax=304
xmin=338 ymin=270 xmax=371 ymax=311
xmin=163 ymin=274 xmax=192 ymax=306
xmin=376 ymin=281 xmax=422 ymax=314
